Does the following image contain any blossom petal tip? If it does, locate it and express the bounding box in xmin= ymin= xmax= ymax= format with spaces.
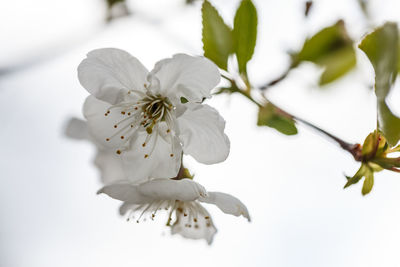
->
xmin=96 ymin=188 xmax=105 ymax=195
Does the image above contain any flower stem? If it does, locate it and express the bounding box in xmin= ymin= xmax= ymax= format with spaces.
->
xmin=259 ymin=68 xmax=291 ymax=90
xmin=276 ymin=105 xmax=363 ymax=161
xmin=224 ymin=76 xmax=363 ymax=161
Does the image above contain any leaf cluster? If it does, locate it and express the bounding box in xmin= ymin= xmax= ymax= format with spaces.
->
xmin=345 ymin=131 xmax=400 ymax=195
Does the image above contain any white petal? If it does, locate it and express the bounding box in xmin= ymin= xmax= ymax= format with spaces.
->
xmin=121 ymin=130 xmax=182 ymax=182
xmin=78 ymin=48 xmax=148 ymax=104
xmin=177 ymin=103 xmax=230 ymax=164
xmin=138 ymin=179 xmax=207 ymax=201
xmin=64 ymin=117 xmax=89 ymax=140
xmin=94 ymin=150 xmax=127 ymax=185
xmin=97 ymin=181 xmax=152 ymax=204
xmin=83 ymin=95 xmax=135 ymax=149
xmin=171 ymin=203 xmax=217 ymax=245
xmin=148 ymin=54 xmax=220 ymax=103
xmin=99 ymin=178 xmax=206 ymax=203
xmin=119 ymin=202 xmax=138 ymax=215
xmin=199 ymin=192 xmax=251 ymax=221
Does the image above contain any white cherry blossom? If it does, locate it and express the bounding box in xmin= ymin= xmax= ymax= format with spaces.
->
xmin=65 ymin=117 xmax=126 ymax=184
xmin=65 ymin=118 xmax=249 ymax=244
xmin=99 ymin=178 xmax=250 ymax=245
xmin=78 ymin=48 xmax=230 ymax=183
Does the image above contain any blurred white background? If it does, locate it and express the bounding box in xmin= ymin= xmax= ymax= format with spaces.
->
xmin=1 ymin=0 xmax=400 ymax=266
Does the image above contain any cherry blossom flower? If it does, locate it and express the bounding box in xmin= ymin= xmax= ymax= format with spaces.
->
xmin=78 ymin=48 xmax=230 ymax=183
xmin=65 ymin=117 xmax=126 ymax=184
xmin=99 ymin=178 xmax=250 ymax=244
xmin=65 ymin=118 xmax=249 ymax=244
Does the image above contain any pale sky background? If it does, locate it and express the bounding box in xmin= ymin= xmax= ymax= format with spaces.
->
xmin=1 ymin=0 xmax=400 ymax=267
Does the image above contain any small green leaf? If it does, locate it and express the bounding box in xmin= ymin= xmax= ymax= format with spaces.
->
xmin=344 ymin=164 xmax=367 ymax=188
xmin=233 ymin=0 xmax=258 ymax=74
xmin=180 ymin=97 xmax=189 ymax=104
xmin=257 ymin=104 xmax=298 ymax=135
xmin=359 ymin=22 xmax=398 ymax=100
xmin=318 ymin=46 xmax=356 ymax=85
xmin=361 ymin=132 xmax=376 ymax=157
xmin=295 ymin=20 xmax=356 ymax=85
xmin=377 ymin=100 xmax=400 ymax=146
xmin=359 ymin=22 xmax=400 ymax=146
xmin=202 ymin=0 xmax=234 ymax=70
xmin=344 ymin=164 xmax=375 ymax=195
xmin=362 ymin=169 xmax=374 ymax=195
xmin=373 ymin=157 xmax=400 ymax=169
xmin=107 ymin=0 xmax=125 ymax=8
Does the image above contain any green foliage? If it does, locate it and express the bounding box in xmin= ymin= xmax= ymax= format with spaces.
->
xmin=377 ymin=101 xmax=400 ymax=146
xmin=344 ymin=164 xmax=369 ymax=188
xmin=106 ymin=0 xmax=124 ymax=8
xmin=361 ymin=131 xmax=388 ymax=159
xmin=202 ymin=0 xmax=234 ymax=70
xmin=257 ymin=104 xmax=298 ymax=135
xmin=233 ymin=0 xmax=258 ymax=75
xmin=359 ymin=22 xmax=398 ymax=100
xmin=345 ymin=131 xmax=400 ymax=195
xmin=180 ymin=97 xmax=189 ymax=104
xmin=359 ymin=22 xmax=400 ymax=146
xmin=294 ymin=20 xmax=356 ymax=85
xmin=344 ymin=162 xmax=376 ymax=196
xmin=362 ymin=169 xmax=374 ymax=195
xmin=201 ymin=0 xmax=258 ymax=78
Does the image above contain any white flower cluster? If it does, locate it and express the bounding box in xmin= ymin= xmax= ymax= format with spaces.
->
xmin=68 ymin=48 xmax=250 ymax=244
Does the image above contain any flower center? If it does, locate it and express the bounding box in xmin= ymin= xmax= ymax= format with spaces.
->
xmin=124 ymin=200 xmax=212 ymax=229
xmin=104 ymin=92 xmax=176 ymax=157
xmin=140 ymin=95 xmax=173 ymax=134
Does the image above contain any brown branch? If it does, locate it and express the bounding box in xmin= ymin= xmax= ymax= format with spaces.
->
xmin=223 ymin=76 xmax=363 ymax=161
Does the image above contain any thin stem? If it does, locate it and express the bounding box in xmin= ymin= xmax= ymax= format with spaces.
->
xmin=259 ymin=68 xmax=291 ymax=90
xmin=224 ymin=76 xmax=362 ymax=161
xmin=279 ymin=107 xmax=363 ymax=161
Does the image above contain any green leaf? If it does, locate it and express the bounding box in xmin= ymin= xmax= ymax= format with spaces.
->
xmin=107 ymin=0 xmax=125 ymax=7
xmin=362 ymin=169 xmax=374 ymax=195
xmin=180 ymin=97 xmax=189 ymax=104
xmin=202 ymin=0 xmax=234 ymax=70
xmin=233 ymin=0 xmax=258 ymax=74
xmin=377 ymin=98 xmax=400 ymax=147
xmin=359 ymin=22 xmax=398 ymax=100
xmin=344 ymin=164 xmax=367 ymax=188
xmin=359 ymin=22 xmax=400 ymax=146
xmin=373 ymin=157 xmax=400 ymax=169
xmin=318 ymin=45 xmax=356 ymax=85
xmin=344 ymin=164 xmax=375 ymax=195
xmin=257 ymin=104 xmax=298 ymax=135
xmin=295 ymin=20 xmax=356 ymax=85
